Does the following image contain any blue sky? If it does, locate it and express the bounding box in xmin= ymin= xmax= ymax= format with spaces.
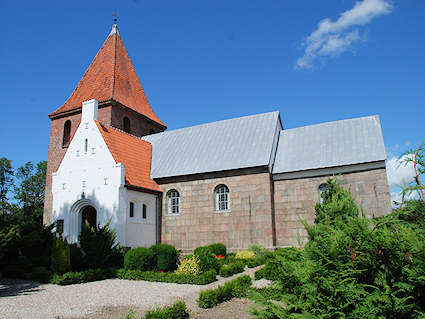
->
xmin=0 ymin=0 xmax=424 ymax=201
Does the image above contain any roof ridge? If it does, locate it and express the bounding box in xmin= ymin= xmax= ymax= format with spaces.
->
xmin=283 ymin=114 xmax=379 ymax=132
xmin=145 ymin=111 xmax=279 ymax=138
xmin=111 ymin=33 xmax=118 ymax=100
xmin=95 ymin=120 xmax=145 ymax=140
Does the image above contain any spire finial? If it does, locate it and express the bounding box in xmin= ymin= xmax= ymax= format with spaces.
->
xmin=110 ymin=9 xmax=119 ymax=35
xmin=113 ymin=9 xmax=118 ymax=23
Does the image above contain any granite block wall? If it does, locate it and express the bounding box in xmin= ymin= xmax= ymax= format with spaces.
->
xmin=273 ymin=168 xmax=391 ymax=247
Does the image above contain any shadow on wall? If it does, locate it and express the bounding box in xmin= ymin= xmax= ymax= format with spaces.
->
xmin=56 ymin=189 xmax=117 ymax=243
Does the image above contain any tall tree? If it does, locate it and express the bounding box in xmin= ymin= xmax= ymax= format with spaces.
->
xmin=14 ymin=161 xmax=47 ymax=223
xmin=0 ymin=157 xmax=14 ymax=213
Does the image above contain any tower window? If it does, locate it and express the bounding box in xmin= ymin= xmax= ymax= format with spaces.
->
xmin=62 ymin=120 xmax=71 ymax=147
xmin=123 ymin=116 xmax=131 ymax=133
xmin=215 ymin=184 xmax=230 ymax=211
xmin=84 ymin=139 xmax=88 ymax=153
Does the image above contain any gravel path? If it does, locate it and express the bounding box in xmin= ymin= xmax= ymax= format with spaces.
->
xmin=0 ymin=266 xmax=269 ymax=319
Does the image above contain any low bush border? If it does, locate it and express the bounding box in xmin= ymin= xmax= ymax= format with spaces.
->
xmin=50 ymin=268 xmax=117 ymax=285
xmin=197 ymin=275 xmax=252 ymax=308
xmin=219 ymin=261 xmax=245 ymax=278
xmin=143 ymin=301 xmax=189 ymax=319
xmin=117 ymin=268 xmax=217 ymax=285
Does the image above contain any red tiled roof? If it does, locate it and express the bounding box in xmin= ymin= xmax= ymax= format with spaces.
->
xmin=50 ymin=28 xmax=166 ymax=128
xmin=95 ymin=120 xmax=162 ymax=193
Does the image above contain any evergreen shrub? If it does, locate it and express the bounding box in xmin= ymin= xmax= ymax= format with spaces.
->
xmin=69 ymin=243 xmax=85 ymax=271
xmin=51 ymin=234 xmax=71 ymax=275
xmin=197 ymin=275 xmax=252 ymax=308
xmin=194 ymin=247 xmax=220 ymax=273
xmin=249 ymin=245 xmax=273 ymax=259
xmin=254 ymin=267 xmax=265 ymax=280
xmin=79 ymin=221 xmax=123 ymax=269
xmin=143 ymin=301 xmax=189 ymax=319
xmin=124 ymin=247 xmax=155 ymax=271
xmin=208 ymin=243 xmax=227 ymax=256
xmin=219 ymin=261 xmax=244 ymax=277
xmin=151 ymin=243 xmax=179 ymax=272
xmin=250 ymin=178 xmax=425 ymax=318
xmin=31 ymin=269 xmax=52 ymax=283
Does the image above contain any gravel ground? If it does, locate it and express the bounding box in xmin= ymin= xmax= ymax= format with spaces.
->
xmin=0 ymin=266 xmax=270 ymax=319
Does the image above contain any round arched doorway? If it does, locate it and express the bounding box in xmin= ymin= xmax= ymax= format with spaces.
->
xmin=81 ymin=205 xmax=97 ymax=228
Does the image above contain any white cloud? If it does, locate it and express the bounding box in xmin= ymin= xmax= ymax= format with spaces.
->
xmin=386 ymin=155 xmax=415 ymax=187
xmin=386 ymin=155 xmax=418 ymax=206
xmin=296 ymin=0 xmax=393 ymax=69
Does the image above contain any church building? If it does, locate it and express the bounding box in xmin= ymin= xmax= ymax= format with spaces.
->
xmin=44 ymin=24 xmax=391 ymax=252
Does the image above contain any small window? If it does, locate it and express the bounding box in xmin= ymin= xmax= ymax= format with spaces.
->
xmin=167 ymin=190 xmax=180 ymax=214
xmin=56 ymin=219 xmax=64 ymax=234
xmin=123 ymin=116 xmax=131 ymax=133
xmin=143 ymin=204 xmax=147 ymax=219
xmin=215 ymin=184 xmax=230 ymax=211
xmin=129 ymin=202 xmax=135 ymax=218
xmin=84 ymin=139 xmax=88 ymax=153
xmin=149 ymin=128 xmax=155 ymax=135
xmin=62 ymin=120 xmax=71 ymax=147
xmin=318 ymin=183 xmax=329 ymax=204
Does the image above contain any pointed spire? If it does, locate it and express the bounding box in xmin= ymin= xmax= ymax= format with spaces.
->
xmin=110 ymin=23 xmax=119 ymax=35
xmin=110 ymin=10 xmax=119 ymax=35
xmin=49 ymin=25 xmax=166 ymax=128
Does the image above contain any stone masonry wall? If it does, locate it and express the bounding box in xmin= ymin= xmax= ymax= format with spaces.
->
xmin=157 ymin=170 xmax=274 ymax=253
xmin=274 ymin=168 xmax=391 ymax=247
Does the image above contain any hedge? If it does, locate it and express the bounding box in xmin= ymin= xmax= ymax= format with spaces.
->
xmin=143 ymin=301 xmax=189 ymax=319
xmin=219 ymin=261 xmax=245 ymax=278
xmin=197 ymin=275 xmax=252 ymax=308
xmin=117 ymin=268 xmax=217 ymax=285
xmin=50 ymin=268 xmax=117 ymax=285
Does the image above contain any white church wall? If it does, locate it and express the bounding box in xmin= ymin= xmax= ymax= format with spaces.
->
xmin=125 ymin=189 xmax=158 ymax=248
xmin=52 ymin=99 xmax=125 ymax=244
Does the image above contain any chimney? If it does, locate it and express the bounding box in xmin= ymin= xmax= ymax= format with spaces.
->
xmin=82 ymin=99 xmax=99 ymax=123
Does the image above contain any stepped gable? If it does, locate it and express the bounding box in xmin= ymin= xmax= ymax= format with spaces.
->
xmin=95 ymin=120 xmax=162 ymax=193
xmin=50 ymin=25 xmax=166 ymax=128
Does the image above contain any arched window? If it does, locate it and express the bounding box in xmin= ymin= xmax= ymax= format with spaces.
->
xmin=149 ymin=128 xmax=155 ymax=135
xmin=62 ymin=120 xmax=71 ymax=147
xmin=318 ymin=183 xmax=329 ymax=204
xmin=129 ymin=202 xmax=135 ymax=218
xmin=123 ymin=116 xmax=131 ymax=133
xmin=215 ymin=184 xmax=230 ymax=211
xmin=142 ymin=204 xmax=147 ymax=219
xmin=167 ymin=189 xmax=180 ymax=214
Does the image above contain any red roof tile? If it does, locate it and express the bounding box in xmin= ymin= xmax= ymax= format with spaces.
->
xmin=50 ymin=27 xmax=166 ymax=128
xmin=95 ymin=120 xmax=162 ymax=193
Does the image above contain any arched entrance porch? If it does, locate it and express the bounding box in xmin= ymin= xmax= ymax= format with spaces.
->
xmin=68 ymin=199 xmax=98 ymax=243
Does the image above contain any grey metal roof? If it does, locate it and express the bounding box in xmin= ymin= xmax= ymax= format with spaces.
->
xmin=272 ymin=115 xmax=386 ymax=174
xmin=143 ymin=111 xmax=281 ymax=179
